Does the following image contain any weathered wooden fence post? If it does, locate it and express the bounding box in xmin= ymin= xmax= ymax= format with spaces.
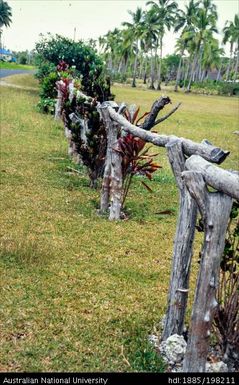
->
xmin=109 ymin=133 xmax=123 ymax=220
xmin=100 ymin=105 xmax=123 ymax=220
xmin=182 ymin=170 xmax=233 ymax=372
xmin=100 ymin=106 xmax=115 ymax=212
xmin=162 ymin=139 xmax=198 ymax=340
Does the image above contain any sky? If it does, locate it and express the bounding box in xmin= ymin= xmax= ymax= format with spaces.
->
xmin=2 ymin=0 xmax=239 ymax=57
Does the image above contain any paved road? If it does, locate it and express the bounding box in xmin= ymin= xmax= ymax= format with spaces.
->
xmin=0 ymin=69 xmax=36 ymax=78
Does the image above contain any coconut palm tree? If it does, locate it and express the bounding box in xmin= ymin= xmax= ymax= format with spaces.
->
xmin=116 ymin=29 xmax=132 ymax=75
xmin=200 ymin=36 xmax=224 ymax=81
xmin=146 ymin=0 xmax=178 ymax=90
xmin=174 ymin=0 xmax=199 ymax=91
xmin=0 ymin=0 xmax=12 ymax=51
xmin=122 ymin=7 xmax=145 ymax=87
xmin=141 ymin=8 xmax=161 ymax=89
xmin=0 ymin=0 xmax=11 ymax=28
xmin=223 ymin=14 xmax=239 ymax=81
xmin=185 ymin=1 xmax=218 ymax=92
xmin=99 ymin=28 xmax=122 ymax=73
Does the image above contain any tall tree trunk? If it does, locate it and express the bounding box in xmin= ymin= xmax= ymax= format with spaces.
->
xmin=183 ymin=58 xmax=190 ymax=89
xmin=216 ymin=63 xmax=222 ymax=82
xmin=186 ymin=52 xmax=198 ymax=92
xmin=122 ymin=56 xmax=128 ymax=75
xmin=143 ymin=57 xmax=148 ymax=84
xmin=174 ymin=53 xmax=183 ymax=92
xmin=197 ymin=63 xmax=202 ymax=81
xmin=132 ymin=49 xmax=138 ymax=88
xmin=233 ymin=48 xmax=239 ymax=81
xmin=195 ymin=49 xmax=203 ymax=81
xmin=139 ymin=56 xmax=144 ymax=79
xmin=200 ymin=69 xmax=206 ymax=82
xmin=157 ymin=37 xmax=163 ymax=91
xmin=118 ymin=57 xmax=123 ymax=74
xmin=225 ymin=48 xmax=233 ymax=81
xmin=149 ymin=48 xmax=155 ymax=89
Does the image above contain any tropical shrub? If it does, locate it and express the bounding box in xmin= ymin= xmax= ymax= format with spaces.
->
xmin=35 ymin=34 xmax=112 ymax=102
xmin=115 ymin=106 xmax=161 ymax=208
xmin=59 ymin=77 xmax=107 ymax=187
xmin=191 ymin=80 xmax=239 ymax=96
xmin=35 ymin=61 xmax=56 ymax=82
xmin=37 ymin=97 xmax=56 ymax=114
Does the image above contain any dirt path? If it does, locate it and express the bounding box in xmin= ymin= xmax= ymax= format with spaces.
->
xmin=0 ymin=78 xmax=38 ymax=91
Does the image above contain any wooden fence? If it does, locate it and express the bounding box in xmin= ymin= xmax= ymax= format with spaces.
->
xmin=99 ymin=103 xmax=238 ymax=372
xmin=55 ymin=83 xmax=238 ymax=372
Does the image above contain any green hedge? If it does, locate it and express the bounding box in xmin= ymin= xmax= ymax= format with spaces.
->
xmin=191 ymin=80 xmax=239 ymax=96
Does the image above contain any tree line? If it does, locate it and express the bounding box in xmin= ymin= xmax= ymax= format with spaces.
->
xmin=98 ymin=0 xmax=239 ymax=91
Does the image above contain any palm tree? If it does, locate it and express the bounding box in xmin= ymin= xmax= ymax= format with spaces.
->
xmin=200 ymin=36 xmax=224 ymax=81
xmin=223 ymin=15 xmax=239 ymax=81
xmin=0 ymin=0 xmax=11 ymax=28
xmin=141 ymin=8 xmax=160 ymax=89
xmin=0 ymin=0 xmax=12 ymax=51
xmin=147 ymin=0 xmax=178 ymax=90
xmin=185 ymin=0 xmax=218 ymax=92
xmin=174 ymin=0 xmax=199 ymax=91
xmin=122 ymin=7 xmax=145 ymax=87
xmin=99 ymin=28 xmax=122 ymax=73
xmin=116 ymin=29 xmax=132 ymax=75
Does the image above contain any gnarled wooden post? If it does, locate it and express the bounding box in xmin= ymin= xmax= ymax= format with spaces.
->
xmin=100 ymin=105 xmax=123 ymax=220
xmin=109 ymin=133 xmax=123 ymax=221
xmin=100 ymin=106 xmax=114 ymax=212
xmin=182 ymin=171 xmax=233 ymax=372
xmin=162 ymin=139 xmax=198 ymax=340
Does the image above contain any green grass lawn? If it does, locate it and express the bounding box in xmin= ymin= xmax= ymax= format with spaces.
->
xmin=0 ymin=62 xmax=36 ymax=70
xmin=0 ymin=75 xmax=238 ymax=372
xmin=1 ymin=73 xmax=39 ymax=89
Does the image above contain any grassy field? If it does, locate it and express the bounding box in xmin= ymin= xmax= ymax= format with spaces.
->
xmin=0 ymin=75 xmax=238 ymax=372
xmin=0 ymin=62 xmax=36 ymax=70
xmin=0 ymin=73 xmax=39 ymax=89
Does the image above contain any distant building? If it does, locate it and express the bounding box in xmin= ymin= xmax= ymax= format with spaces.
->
xmin=207 ymin=69 xmax=222 ymax=81
xmin=0 ymin=48 xmax=16 ymax=62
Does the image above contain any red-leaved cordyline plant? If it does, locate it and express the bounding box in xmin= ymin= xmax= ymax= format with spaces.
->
xmin=56 ymin=77 xmax=72 ymax=121
xmin=57 ymin=60 xmax=69 ymax=72
xmin=115 ymin=106 xmax=161 ymax=208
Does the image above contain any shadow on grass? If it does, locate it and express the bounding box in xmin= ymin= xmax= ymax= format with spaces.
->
xmin=0 ymin=240 xmax=55 ymax=268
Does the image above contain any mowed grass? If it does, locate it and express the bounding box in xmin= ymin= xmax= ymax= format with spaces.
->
xmin=0 ymin=75 xmax=238 ymax=372
xmin=0 ymin=62 xmax=36 ymax=70
xmin=112 ymin=83 xmax=239 ymax=170
xmin=1 ymin=74 xmax=39 ymax=89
